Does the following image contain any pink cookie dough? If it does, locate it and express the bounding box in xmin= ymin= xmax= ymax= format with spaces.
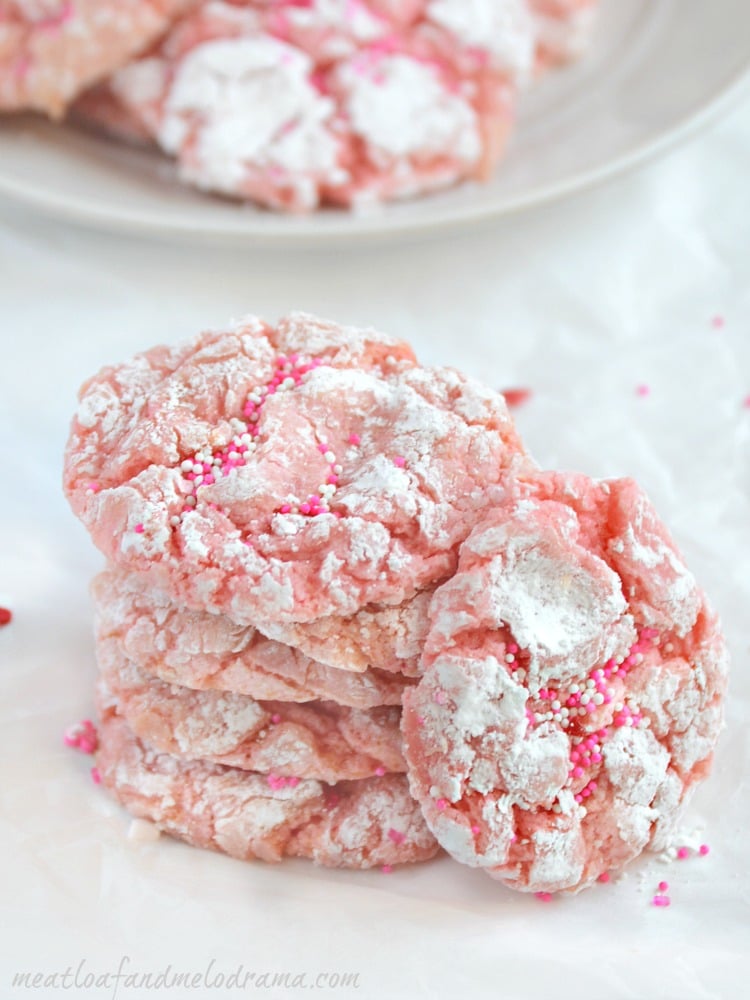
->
xmin=64 ymin=312 xmax=529 ymax=625
xmin=96 ymin=636 xmax=405 ymax=782
xmin=96 ymin=712 xmax=439 ymax=869
xmin=93 ymin=568 xmax=414 ymax=708
xmin=89 ymin=0 xmax=597 ymax=210
xmin=0 ymin=0 xmax=195 ymax=117
xmin=402 ymin=471 xmax=728 ymax=894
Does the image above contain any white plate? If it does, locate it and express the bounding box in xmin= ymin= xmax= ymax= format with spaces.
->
xmin=0 ymin=0 xmax=749 ymax=244
xmin=0 ymin=0 xmax=750 ymax=244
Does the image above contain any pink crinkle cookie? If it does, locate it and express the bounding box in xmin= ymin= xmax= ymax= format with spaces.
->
xmin=0 ymin=0 xmax=195 ymax=117
xmin=93 ymin=568 xmax=413 ymax=708
xmin=96 ymin=712 xmax=439 ymax=869
xmin=96 ymin=637 xmax=405 ymax=782
xmin=402 ymin=471 xmax=728 ymax=894
xmin=100 ymin=1 xmax=517 ymax=210
xmin=64 ymin=312 xmax=528 ymax=625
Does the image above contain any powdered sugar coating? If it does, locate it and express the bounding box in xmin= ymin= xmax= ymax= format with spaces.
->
xmin=96 ymin=636 xmax=405 ymax=781
xmin=0 ymin=0 xmax=194 ymax=117
xmin=64 ymin=312 xmax=529 ymax=625
xmin=402 ymin=471 xmax=728 ymax=893
xmin=97 ymin=712 xmax=438 ymax=869
xmin=93 ymin=568 xmax=413 ymax=708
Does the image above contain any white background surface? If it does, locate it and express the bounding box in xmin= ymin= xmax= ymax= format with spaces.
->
xmin=1 ymin=94 xmax=749 ymax=1000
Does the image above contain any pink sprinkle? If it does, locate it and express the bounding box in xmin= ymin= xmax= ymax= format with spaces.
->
xmin=658 ymin=881 xmax=669 ymax=892
xmin=677 ymin=846 xmax=690 ymax=860
xmin=90 ymin=766 xmax=101 ymax=785
xmin=287 ymin=777 xmax=300 ymax=788
xmin=134 ymin=524 xmax=144 ymax=534
xmin=436 ymin=798 xmax=447 ymax=811
xmin=597 ymin=872 xmax=611 ymax=884
xmin=375 ymin=766 xmax=386 ymax=777
xmin=636 ymin=384 xmax=651 ymax=397
xmin=652 ymin=894 xmax=671 ymax=908
xmin=434 ymin=689 xmax=447 ymax=705
xmin=381 ymin=865 xmax=393 ymax=874
xmin=699 ymin=844 xmax=710 ymax=856
xmin=387 ymin=828 xmax=406 ymax=845
xmin=471 ymin=825 xmax=480 ymax=835
xmin=502 ymin=387 xmax=532 ymax=409
xmin=86 ymin=482 xmax=100 ymax=493
xmin=535 ymin=892 xmax=553 ymax=903
xmin=348 ymin=434 xmax=361 ymax=446
xmin=270 ymin=714 xmax=282 ymax=724
xmin=393 ymin=456 xmax=406 ymax=468
xmin=63 ymin=720 xmax=98 ymax=754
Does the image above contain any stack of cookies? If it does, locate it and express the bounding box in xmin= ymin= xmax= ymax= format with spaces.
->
xmin=63 ymin=312 xmax=728 ymax=892
xmin=63 ymin=312 xmax=530 ymax=871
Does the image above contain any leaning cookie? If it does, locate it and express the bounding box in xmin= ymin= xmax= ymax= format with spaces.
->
xmin=93 ymin=568 xmax=414 ymax=708
xmin=0 ymin=0 xmax=195 ymax=118
xmin=96 ymin=637 xmax=405 ymax=782
xmin=96 ymin=712 xmax=439 ymax=869
xmin=401 ymin=471 xmax=728 ymax=893
xmin=64 ymin=311 xmax=529 ymax=625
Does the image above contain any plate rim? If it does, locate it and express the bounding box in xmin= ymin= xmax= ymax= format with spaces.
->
xmin=1 ymin=50 xmax=749 ymax=246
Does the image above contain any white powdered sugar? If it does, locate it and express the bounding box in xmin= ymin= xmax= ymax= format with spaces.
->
xmin=159 ymin=36 xmax=341 ymax=200
xmin=483 ymin=537 xmax=629 ymax=685
xmin=528 ymin=823 xmax=584 ymax=889
xmin=111 ymin=57 xmax=167 ymax=109
xmin=428 ymin=0 xmax=536 ymax=81
xmin=340 ymin=54 xmax=481 ymax=165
